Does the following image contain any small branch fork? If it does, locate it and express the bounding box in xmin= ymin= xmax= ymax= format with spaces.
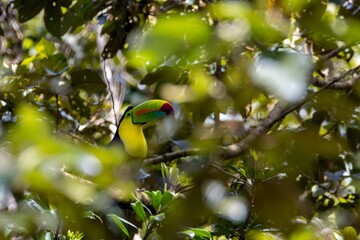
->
xmin=143 ymin=65 xmax=360 ymax=165
xmin=312 ymin=75 xmax=360 ymax=89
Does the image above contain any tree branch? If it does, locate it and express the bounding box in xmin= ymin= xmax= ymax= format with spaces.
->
xmin=143 ymin=220 xmax=157 ymax=240
xmin=312 ymin=75 xmax=360 ymax=89
xmin=143 ymin=148 xmax=203 ymax=165
xmin=320 ymin=43 xmax=359 ymax=61
xmin=143 ymin=65 xmax=360 ymax=164
xmin=219 ymin=103 xmax=284 ymax=160
xmin=220 ymin=65 xmax=360 ymax=159
xmin=321 ymin=45 xmax=350 ymax=60
xmin=143 ymin=104 xmax=285 ymax=165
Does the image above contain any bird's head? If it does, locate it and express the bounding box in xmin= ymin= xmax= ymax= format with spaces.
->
xmin=121 ymin=99 xmax=175 ymax=125
xmin=117 ymin=99 xmax=174 ymax=158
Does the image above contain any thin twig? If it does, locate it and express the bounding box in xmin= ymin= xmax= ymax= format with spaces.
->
xmin=60 ymin=167 xmax=96 ymax=186
xmin=295 ymin=166 xmax=319 ymax=184
xmin=54 ymin=210 xmax=62 ymax=240
xmin=103 ymin=60 xmax=118 ymax=125
xmin=55 ymin=94 xmax=60 ymax=133
xmin=56 ymin=128 xmax=93 ymax=145
xmin=143 ymin=148 xmax=203 ymax=165
xmin=242 ymin=178 xmax=254 ymax=238
xmin=143 ymin=220 xmax=157 ymax=240
xmin=210 ymin=163 xmax=245 ymax=182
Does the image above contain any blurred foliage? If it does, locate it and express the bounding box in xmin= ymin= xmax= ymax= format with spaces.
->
xmin=2 ymin=0 xmax=360 ymax=239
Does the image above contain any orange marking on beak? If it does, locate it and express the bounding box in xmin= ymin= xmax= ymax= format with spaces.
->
xmin=136 ymin=109 xmax=152 ymax=116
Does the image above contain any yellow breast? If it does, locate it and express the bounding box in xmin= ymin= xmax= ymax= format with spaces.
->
xmin=118 ymin=117 xmax=148 ymax=158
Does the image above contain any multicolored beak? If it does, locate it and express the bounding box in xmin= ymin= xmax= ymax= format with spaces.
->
xmin=131 ymin=99 xmax=174 ymax=124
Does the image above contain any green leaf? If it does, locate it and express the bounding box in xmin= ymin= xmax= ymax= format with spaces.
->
xmin=79 ymin=0 xmax=104 ymax=21
xmin=146 ymin=190 xmax=163 ymax=212
xmin=150 ymin=213 xmax=166 ymax=222
xmin=127 ymin=14 xmax=211 ymax=70
xmin=67 ymin=230 xmax=85 ymax=240
xmin=14 ymin=0 xmax=44 ymax=23
xmin=107 ymin=214 xmax=133 ymax=237
xmin=161 ymin=162 xmax=170 ymax=180
xmin=347 ymin=127 xmax=360 ymax=152
xmin=15 ymin=64 xmax=30 ymax=75
xmin=161 ymin=190 xmax=174 ymax=207
xmin=343 ymin=226 xmax=357 ymax=240
xmin=141 ymin=66 xmax=184 ymax=85
xmin=83 ymin=211 xmax=102 ymax=222
xmin=101 ymin=18 xmax=128 ymax=59
xmin=40 ymin=53 xmax=68 ymax=75
xmin=44 ymin=0 xmax=73 ymax=37
xmin=131 ymin=201 xmax=147 ymax=221
xmin=102 ymin=31 xmax=125 ymax=59
xmin=44 ymin=231 xmax=54 ymax=240
xmin=24 ymin=197 xmax=49 ymax=213
xmin=111 ymin=223 xmax=126 ymax=237
xmin=70 ymin=69 xmax=106 ymax=92
xmin=35 ymin=38 xmax=56 ymax=57
xmin=109 ymin=214 xmax=137 ymax=229
xmin=182 ymin=228 xmax=211 ymax=239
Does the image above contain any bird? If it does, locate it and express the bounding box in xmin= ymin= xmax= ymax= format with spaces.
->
xmin=110 ymin=99 xmax=174 ymax=158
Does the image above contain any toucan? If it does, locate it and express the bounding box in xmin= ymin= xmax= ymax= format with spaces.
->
xmin=110 ymin=99 xmax=174 ymax=158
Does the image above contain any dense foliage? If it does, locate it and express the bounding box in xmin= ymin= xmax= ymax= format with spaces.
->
xmin=1 ymin=0 xmax=360 ymax=239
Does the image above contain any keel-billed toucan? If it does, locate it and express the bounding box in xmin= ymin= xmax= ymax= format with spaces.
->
xmin=110 ymin=99 xmax=174 ymax=158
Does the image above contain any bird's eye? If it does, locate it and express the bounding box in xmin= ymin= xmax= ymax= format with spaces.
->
xmin=126 ymin=112 xmax=131 ymax=117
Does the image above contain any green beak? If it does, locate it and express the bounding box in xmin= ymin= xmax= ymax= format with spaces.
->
xmin=131 ymin=99 xmax=174 ymax=124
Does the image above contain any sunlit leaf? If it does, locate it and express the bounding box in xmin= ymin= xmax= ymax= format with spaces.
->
xmin=146 ymin=190 xmax=163 ymax=212
xmin=210 ymin=1 xmax=284 ymax=43
xmin=83 ymin=211 xmax=102 ymax=221
xmin=141 ymin=66 xmax=185 ymax=85
xmin=161 ymin=191 xmax=174 ymax=207
xmin=35 ymin=38 xmax=56 ymax=57
xmin=280 ymin=0 xmax=312 ymax=13
xmin=343 ymin=226 xmax=357 ymax=240
xmin=182 ymin=228 xmax=211 ymax=239
xmin=289 ymin=226 xmax=317 ymax=240
xmin=150 ymin=213 xmax=166 ymax=222
xmin=45 ymin=231 xmax=55 ymax=240
xmin=107 ymin=214 xmax=131 ymax=237
xmin=40 ymin=53 xmax=68 ymax=75
xmin=246 ymin=230 xmax=280 ymax=240
xmin=131 ymin=201 xmax=147 ymax=221
xmin=67 ymin=230 xmax=85 ymax=240
xmin=127 ymin=14 xmax=211 ymax=70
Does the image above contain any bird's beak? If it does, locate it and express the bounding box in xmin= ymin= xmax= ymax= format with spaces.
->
xmin=131 ymin=99 xmax=174 ymax=124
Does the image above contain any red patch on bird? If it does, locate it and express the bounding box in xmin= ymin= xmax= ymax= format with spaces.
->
xmin=161 ymin=103 xmax=175 ymax=115
xmin=136 ymin=109 xmax=152 ymax=116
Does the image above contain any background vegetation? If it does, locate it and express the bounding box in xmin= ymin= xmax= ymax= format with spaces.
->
xmin=1 ymin=0 xmax=360 ymax=239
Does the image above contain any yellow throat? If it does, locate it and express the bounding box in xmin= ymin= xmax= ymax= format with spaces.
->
xmin=118 ymin=116 xmax=148 ymax=158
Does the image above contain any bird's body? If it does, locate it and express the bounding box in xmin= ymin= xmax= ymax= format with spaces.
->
xmin=118 ymin=109 xmax=148 ymax=158
xmin=107 ymin=100 xmax=174 ymax=234
xmin=110 ymin=100 xmax=174 ymax=158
